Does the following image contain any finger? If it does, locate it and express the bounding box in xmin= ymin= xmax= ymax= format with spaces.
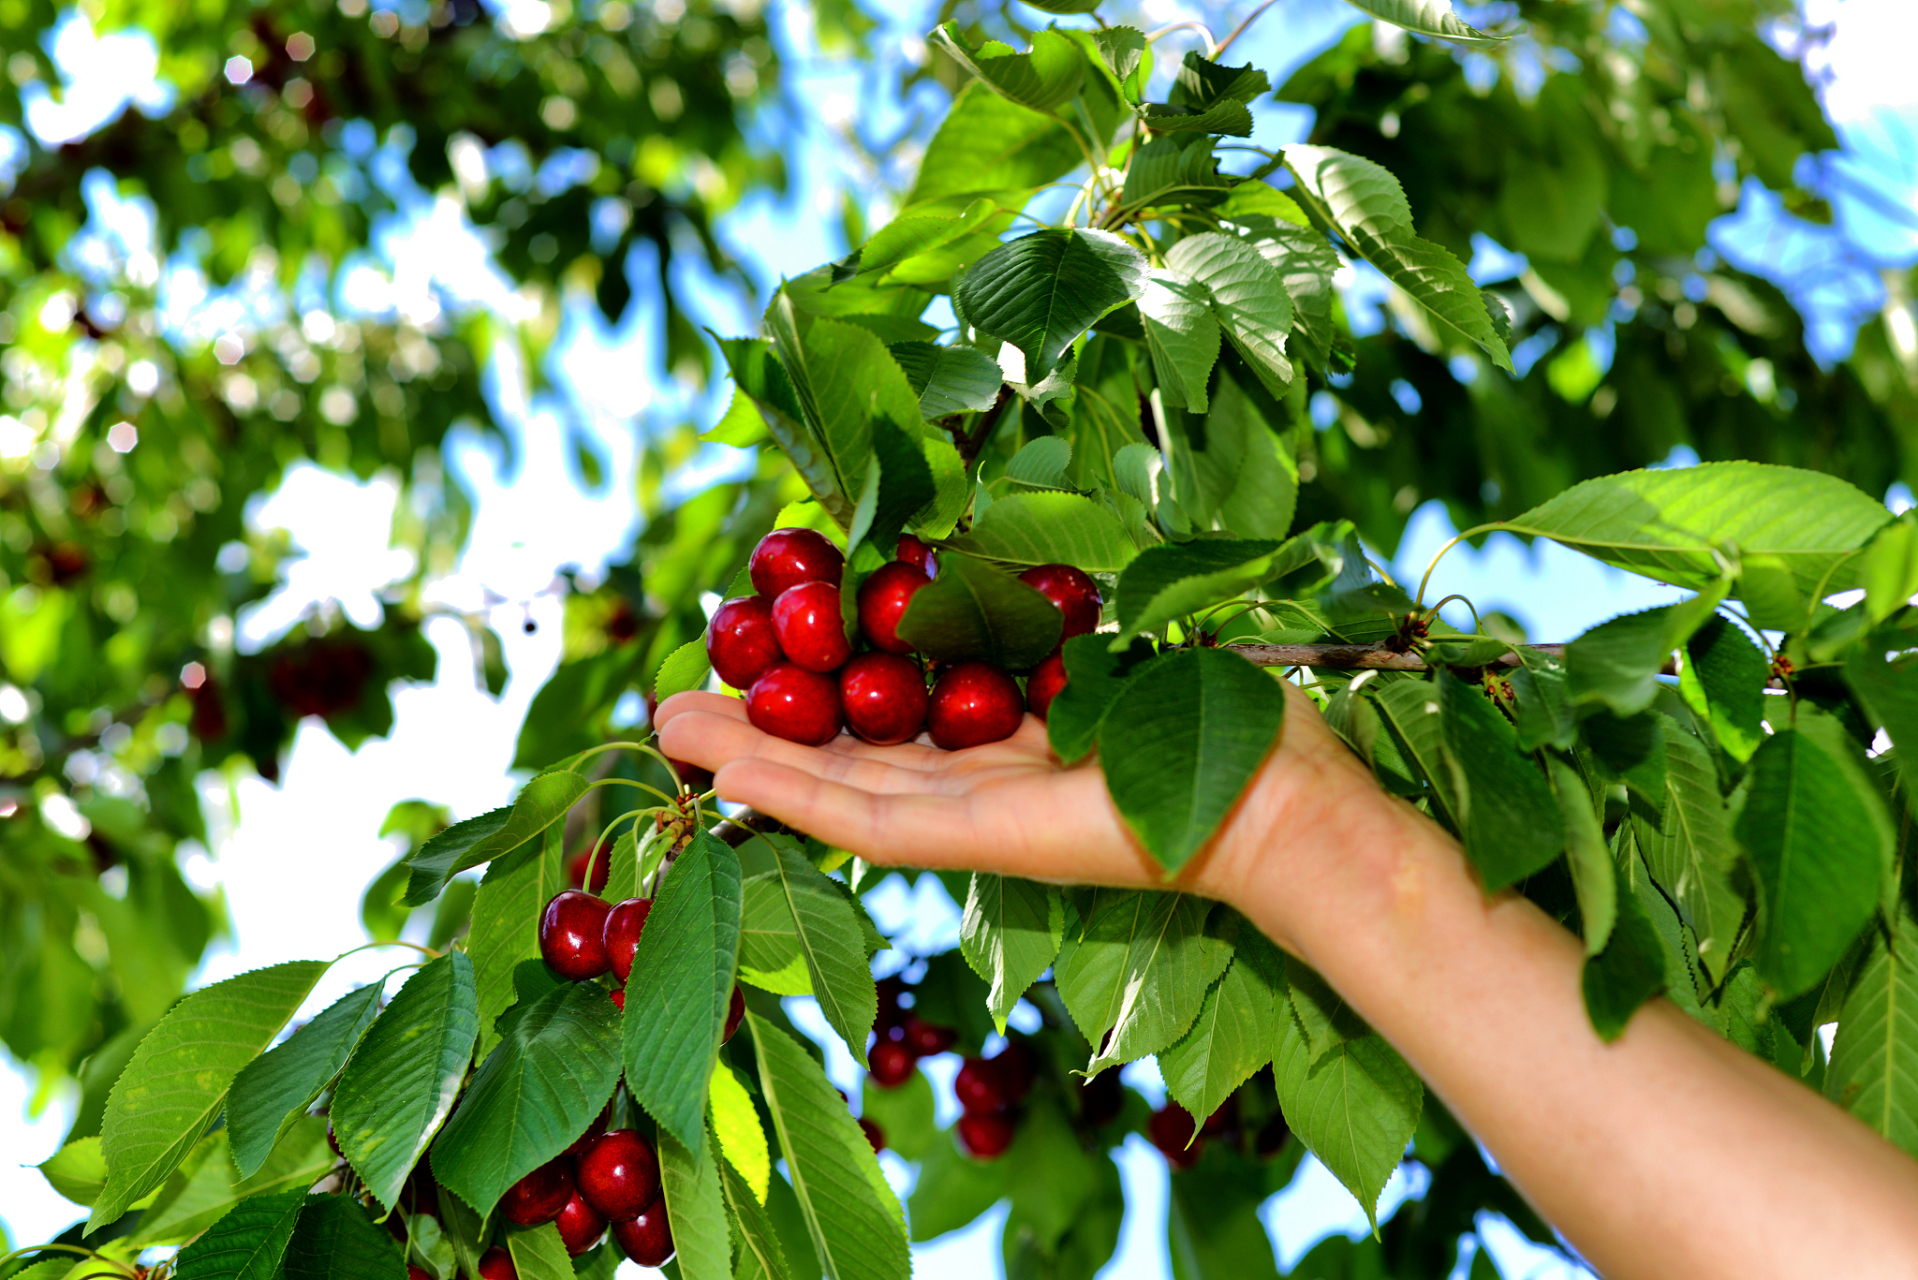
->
xmin=658 ymin=692 xmax=948 ymax=771
xmin=662 ymin=708 xmax=945 ymax=794
xmin=655 ymin=690 xmax=746 ymax=728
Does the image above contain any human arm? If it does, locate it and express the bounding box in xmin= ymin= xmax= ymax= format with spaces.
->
xmin=656 ymin=685 xmax=1918 ymax=1280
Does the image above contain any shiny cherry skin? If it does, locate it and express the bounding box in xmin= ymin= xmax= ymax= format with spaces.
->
xmin=1025 ymin=651 xmax=1068 ymax=720
xmin=567 ymin=842 xmax=610 ymax=894
xmin=1148 ymin=1103 xmax=1203 ymax=1170
xmin=750 ymin=527 xmax=844 ymax=600
xmin=896 ymin=533 xmax=936 ymax=577
xmin=902 ymin=1016 xmax=956 ymax=1057
xmin=501 ymin=1157 xmax=575 ymax=1227
xmin=565 ymin=1107 xmax=610 ymax=1158
xmin=706 ymin=595 xmax=783 ymax=691
xmin=1019 ymin=564 xmax=1102 ymax=638
xmin=477 ymin=1247 xmax=517 ymax=1280
xmin=958 ymin=1111 xmax=1017 ymax=1159
xmin=954 ymin=1056 xmax=1009 ymax=1115
xmin=869 ymin=1040 xmax=916 ymax=1088
xmin=771 ymin=580 xmax=853 ymax=673
xmin=724 ymin=984 xmax=746 ymax=1043
xmin=856 ymin=561 xmax=931 ymax=654
xmin=577 ymin=1129 xmax=662 ymax=1221
xmin=860 ymin=1117 xmax=886 ymax=1153
xmin=610 ymin=987 xmax=625 ymax=1011
xmin=613 ymin=1200 xmax=675 ymax=1267
xmin=839 ymin=652 xmax=928 ymax=746
xmin=540 ymin=890 xmax=612 ymax=981
xmin=603 ymin=897 xmax=653 ymax=984
xmin=927 ymin=662 xmax=1024 ymax=750
xmin=554 ymin=1190 xmax=606 ymax=1255
xmin=747 ymin=663 xmax=842 ymax=746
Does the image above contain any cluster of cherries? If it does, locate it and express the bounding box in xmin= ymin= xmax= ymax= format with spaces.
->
xmin=706 ymin=528 xmax=1101 ymax=749
xmin=1145 ymin=1081 xmax=1292 ymax=1171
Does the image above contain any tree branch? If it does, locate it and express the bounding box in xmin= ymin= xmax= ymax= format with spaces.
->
xmin=1223 ymin=641 xmax=1565 ymax=671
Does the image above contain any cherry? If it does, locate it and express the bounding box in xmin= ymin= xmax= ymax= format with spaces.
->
xmin=613 ymin=1200 xmax=675 ymax=1267
xmin=410 ymin=1266 xmax=434 ymax=1280
xmin=554 ymin=1190 xmax=606 ymax=1255
xmin=1025 ymin=651 xmax=1068 ymax=721
xmin=567 ymin=842 xmax=610 ymax=894
xmin=1200 ymin=1094 xmax=1238 ymax=1137
xmin=501 ymin=1157 xmax=575 ymax=1227
xmin=1019 ymin=564 xmax=1102 ymax=638
xmin=725 ymin=984 xmax=746 ymax=1043
xmin=477 ymin=1248 xmax=517 ymax=1280
xmin=706 ymin=595 xmax=784 ymax=691
xmin=750 ymin=527 xmax=844 ymax=600
xmin=610 ymin=987 xmax=625 ymax=1012
xmin=869 ymin=1040 xmax=916 ymax=1088
xmin=771 ymin=580 xmax=853 ymax=672
xmin=577 ymin=1129 xmax=662 ymax=1221
xmin=996 ymin=1042 xmax=1037 ymax=1102
xmin=603 ymin=897 xmax=653 ymax=984
xmin=839 ymin=652 xmax=929 ymax=746
xmin=1148 ymin=1103 xmax=1203 ymax=1170
xmin=857 ymin=561 xmax=931 ymax=654
xmin=565 ymin=1107 xmax=610 ymax=1158
xmin=747 ymin=663 xmax=842 ymax=746
xmin=897 ymin=533 xmax=936 ymax=577
xmin=927 ymin=663 xmax=1024 ymax=750
xmin=540 ymin=891 xmax=613 ymax=981
xmin=860 ymin=1117 xmax=886 ymax=1153
xmin=876 ymin=976 xmax=907 ymax=1030
xmin=1079 ymin=1070 xmax=1125 ymax=1127
xmin=958 ymin=1111 xmax=1016 ymax=1159
xmin=902 ymin=1016 xmax=956 ymax=1057
xmin=954 ymin=1057 xmax=1009 ymax=1116
xmin=1256 ymin=1112 xmax=1292 ymax=1158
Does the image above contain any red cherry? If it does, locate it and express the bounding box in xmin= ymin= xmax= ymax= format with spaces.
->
xmin=554 ymin=1190 xmax=606 ymax=1255
xmin=860 ymin=1117 xmax=886 ymax=1153
xmin=954 ymin=1057 xmax=1009 ymax=1115
xmin=1019 ymin=564 xmax=1101 ymax=638
xmin=1079 ymin=1069 xmax=1124 ymax=1127
xmin=1148 ymin=1104 xmax=1203 ymax=1170
xmin=610 ymin=987 xmax=625 ymax=1012
xmin=771 ymin=580 xmax=853 ymax=673
xmin=567 ymin=843 xmax=611 ymax=894
xmin=724 ymin=984 xmax=746 ymax=1043
xmin=869 ymin=1040 xmax=916 ymax=1088
xmin=839 ymin=652 xmax=929 ymax=746
xmin=1025 ymin=652 xmax=1068 ymax=721
xmin=958 ymin=1111 xmax=1016 ymax=1159
xmin=1201 ymin=1093 xmax=1238 ymax=1137
xmin=613 ymin=1199 xmax=675 ymax=1267
xmin=501 ymin=1157 xmax=575 ymax=1227
xmin=747 ymin=663 xmax=842 ymax=746
xmin=857 ymin=561 xmax=931 ymax=654
xmin=1256 ymin=1113 xmax=1292 ymax=1158
xmin=995 ymin=1042 xmax=1037 ymax=1102
xmin=902 ymin=1016 xmax=956 ymax=1057
xmin=577 ymin=1129 xmax=662 ymax=1221
xmin=477 ymin=1247 xmax=517 ymax=1280
xmin=750 ymin=527 xmax=844 ymax=600
xmin=897 ymin=533 xmax=936 ymax=576
xmin=706 ymin=596 xmax=784 ymax=691
xmin=540 ymin=891 xmax=613 ymax=981
xmin=409 ymin=1266 xmax=433 ymax=1280
xmin=927 ymin=663 xmax=1024 ymax=750
xmin=603 ymin=897 xmax=653 ymax=984
xmin=876 ymin=976 xmax=907 ymax=1030
xmin=565 ymin=1107 xmax=609 ymax=1158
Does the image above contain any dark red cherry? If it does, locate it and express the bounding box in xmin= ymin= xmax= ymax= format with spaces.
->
xmin=869 ymin=1040 xmax=916 ymax=1088
xmin=857 ymin=561 xmax=931 ymax=654
xmin=1148 ymin=1103 xmax=1203 ymax=1170
xmin=566 ymin=1107 xmax=610 ymax=1158
xmin=610 ymin=987 xmax=625 ymax=1012
xmin=477 ymin=1247 xmax=518 ymax=1280
xmin=876 ymin=976 xmax=907 ymax=1030
xmin=927 ymin=662 xmax=1024 ymax=750
xmin=954 ymin=1057 xmax=1009 ymax=1115
xmin=554 ymin=1190 xmax=606 ymax=1255
xmin=747 ymin=663 xmax=842 ymax=746
xmin=750 ymin=527 xmax=844 ymax=600
xmin=996 ymin=1042 xmax=1037 ymax=1102
xmin=771 ymin=580 xmax=853 ymax=673
xmin=958 ymin=1111 xmax=1016 ymax=1159
xmin=706 ymin=595 xmax=783 ymax=691
xmin=501 ymin=1157 xmax=575 ymax=1227
xmin=1200 ymin=1093 xmax=1238 ymax=1137
xmin=1256 ymin=1112 xmax=1292 ymax=1158
xmin=1079 ymin=1069 xmax=1125 ymax=1127
xmin=839 ymin=652 xmax=928 ymax=746
xmin=613 ymin=1199 xmax=675 ymax=1267
xmin=860 ymin=1117 xmax=886 ymax=1153
xmin=409 ymin=1266 xmax=434 ymax=1280
xmin=567 ymin=842 xmax=610 ymax=894
xmin=540 ymin=891 xmax=613 ymax=981
xmin=902 ymin=1016 xmax=956 ymax=1057
xmin=603 ymin=897 xmax=653 ymax=984
xmin=1019 ymin=564 xmax=1101 ymax=638
xmin=724 ymin=984 xmax=746 ymax=1043
xmin=897 ymin=533 xmax=936 ymax=577
xmin=578 ymin=1129 xmax=662 ymax=1221
xmin=1025 ymin=651 xmax=1068 ymax=720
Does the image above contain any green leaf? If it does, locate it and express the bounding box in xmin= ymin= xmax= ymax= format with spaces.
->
xmin=1005 ymin=436 xmax=1072 ymax=491
xmin=723 ymin=1154 xmax=798 ymax=1280
xmin=956 ymin=229 xmax=1149 ymax=383
xmin=903 ymin=82 xmax=1082 ymax=213
xmin=172 ymin=1187 xmax=306 ymax=1280
xmin=1825 ymin=912 xmax=1918 ymax=1159
xmin=854 ymin=199 xmax=1004 ymax=279
xmin=1165 ymin=233 xmax=1295 ymax=394
xmin=403 ymin=770 xmax=588 ymax=906
xmin=467 ymin=824 xmax=567 ymax=1059
xmin=709 ymin=1061 xmax=771 ymax=1204
xmin=282 ymin=1196 xmax=408 ymax=1280
xmin=623 ymin=828 xmax=744 ymax=1152
xmin=908 ymin=1131 xmax=1010 ymax=1242
xmin=1055 ymin=890 xmax=1235 ymax=1071
xmin=1580 ymin=859 xmax=1668 ymax=1041
xmin=943 ymin=491 xmax=1138 ymax=573
xmin=1000 ymin=1103 xmax=1104 ymax=1252
xmin=1020 ymin=0 xmax=1101 ymax=12
xmin=1566 ymin=598 xmax=1722 ymax=717
xmin=1158 ymin=364 xmax=1299 ymax=541
xmin=1510 ymin=647 xmax=1577 ymax=752
xmin=90 ymin=960 xmax=327 ymax=1231
xmin=431 ymin=983 xmax=621 ymax=1218
xmin=767 ymin=838 xmax=877 ymax=1065
xmin=1284 ymin=145 xmax=1512 ymax=371
xmin=746 ymin=1012 xmax=912 ymax=1280
xmin=1141 ymin=99 xmax=1253 ymax=137
xmin=1862 ymin=518 xmax=1918 ymax=623
xmin=1171 ymin=51 xmax=1268 ymax=106
xmin=1371 ymin=678 xmax=1461 ymax=826
xmin=1632 ymin=720 xmax=1744 ymax=981
xmin=1737 ymin=729 xmax=1890 ymax=999
xmin=504 ymin=1224 xmax=574 ymax=1280
xmin=699 ymin=390 xmax=770 ymax=448
xmin=1437 ymin=671 xmax=1562 ymax=892
xmin=332 ymin=953 xmax=479 ymax=1212
xmin=228 ymin=983 xmax=382 ymax=1180
xmin=850 ymin=418 xmax=937 ymax=564
xmin=1138 ymin=269 xmax=1220 ymax=411
xmin=860 ymin=1069 xmax=936 ymax=1162
xmin=888 ymin=341 xmax=1003 ymax=417
xmin=1550 ymin=758 xmax=1617 ymax=956
xmin=1045 ymin=633 xmax=1156 ymax=764
xmin=1110 ymin=538 xmax=1281 ymax=644
xmin=1120 ymin=135 xmax=1230 ymax=213
xmin=1336 ymin=0 xmax=1508 ymax=47
xmin=653 ymin=638 xmax=713 ymax=702
xmin=1166 ymin=1144 xmax=1279 ymax=1280
xmin=720 ymin=337 xmax=853 ymax=528
xmin=961 ymin=875 xmax=1065 ymax=1032
xmin=1845 ymin=630 xmax=1918 ymax=797
xmin=928 ymin=25 xmax=1086 ymax=114
xmin=1238 ymin=220 xmax=1341 ymax=373
xmin=38 ymin=1136 xmax=110 ymax=1207
xmin=1159 ymin=928 xmax=1286 ymax=1124
xmin=792 ymin=317 xmax=925 ymax=503
xmin=131 ymin=1120 xmax=333 ymax=1245
xmin=895 ymin=550 xmax=1063 ymax=669
xmin=1273 ymin=1019 xmax=1423 ymax=1229
xmin=1285 ymin=956 xmax=1370 ymax=1063
xmin=660 ymin=1124 xmax=732 ymax=1280
xmin=1679 ymin=616 xmax=1767 ymax=762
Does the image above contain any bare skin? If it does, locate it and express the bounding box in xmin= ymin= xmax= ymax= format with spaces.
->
xmin=658 ymin=684 xmax=1918 ymax=1280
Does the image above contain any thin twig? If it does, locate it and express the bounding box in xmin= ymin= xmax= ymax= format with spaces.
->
xmin=1225 ymin=642 xmax=1565 ymax=671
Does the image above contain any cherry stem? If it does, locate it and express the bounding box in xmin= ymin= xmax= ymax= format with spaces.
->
xmin=334 ymin=939 xmax=441 ymax=963
xmin=1415 ymin=522 xmax=1501 ymax=608
xmin=590 ymin=778 xmax=679 ymax=807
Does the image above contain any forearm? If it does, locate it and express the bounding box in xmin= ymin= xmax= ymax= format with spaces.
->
xmin=1241 ymin=785 xmax=1918 ymax=1280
